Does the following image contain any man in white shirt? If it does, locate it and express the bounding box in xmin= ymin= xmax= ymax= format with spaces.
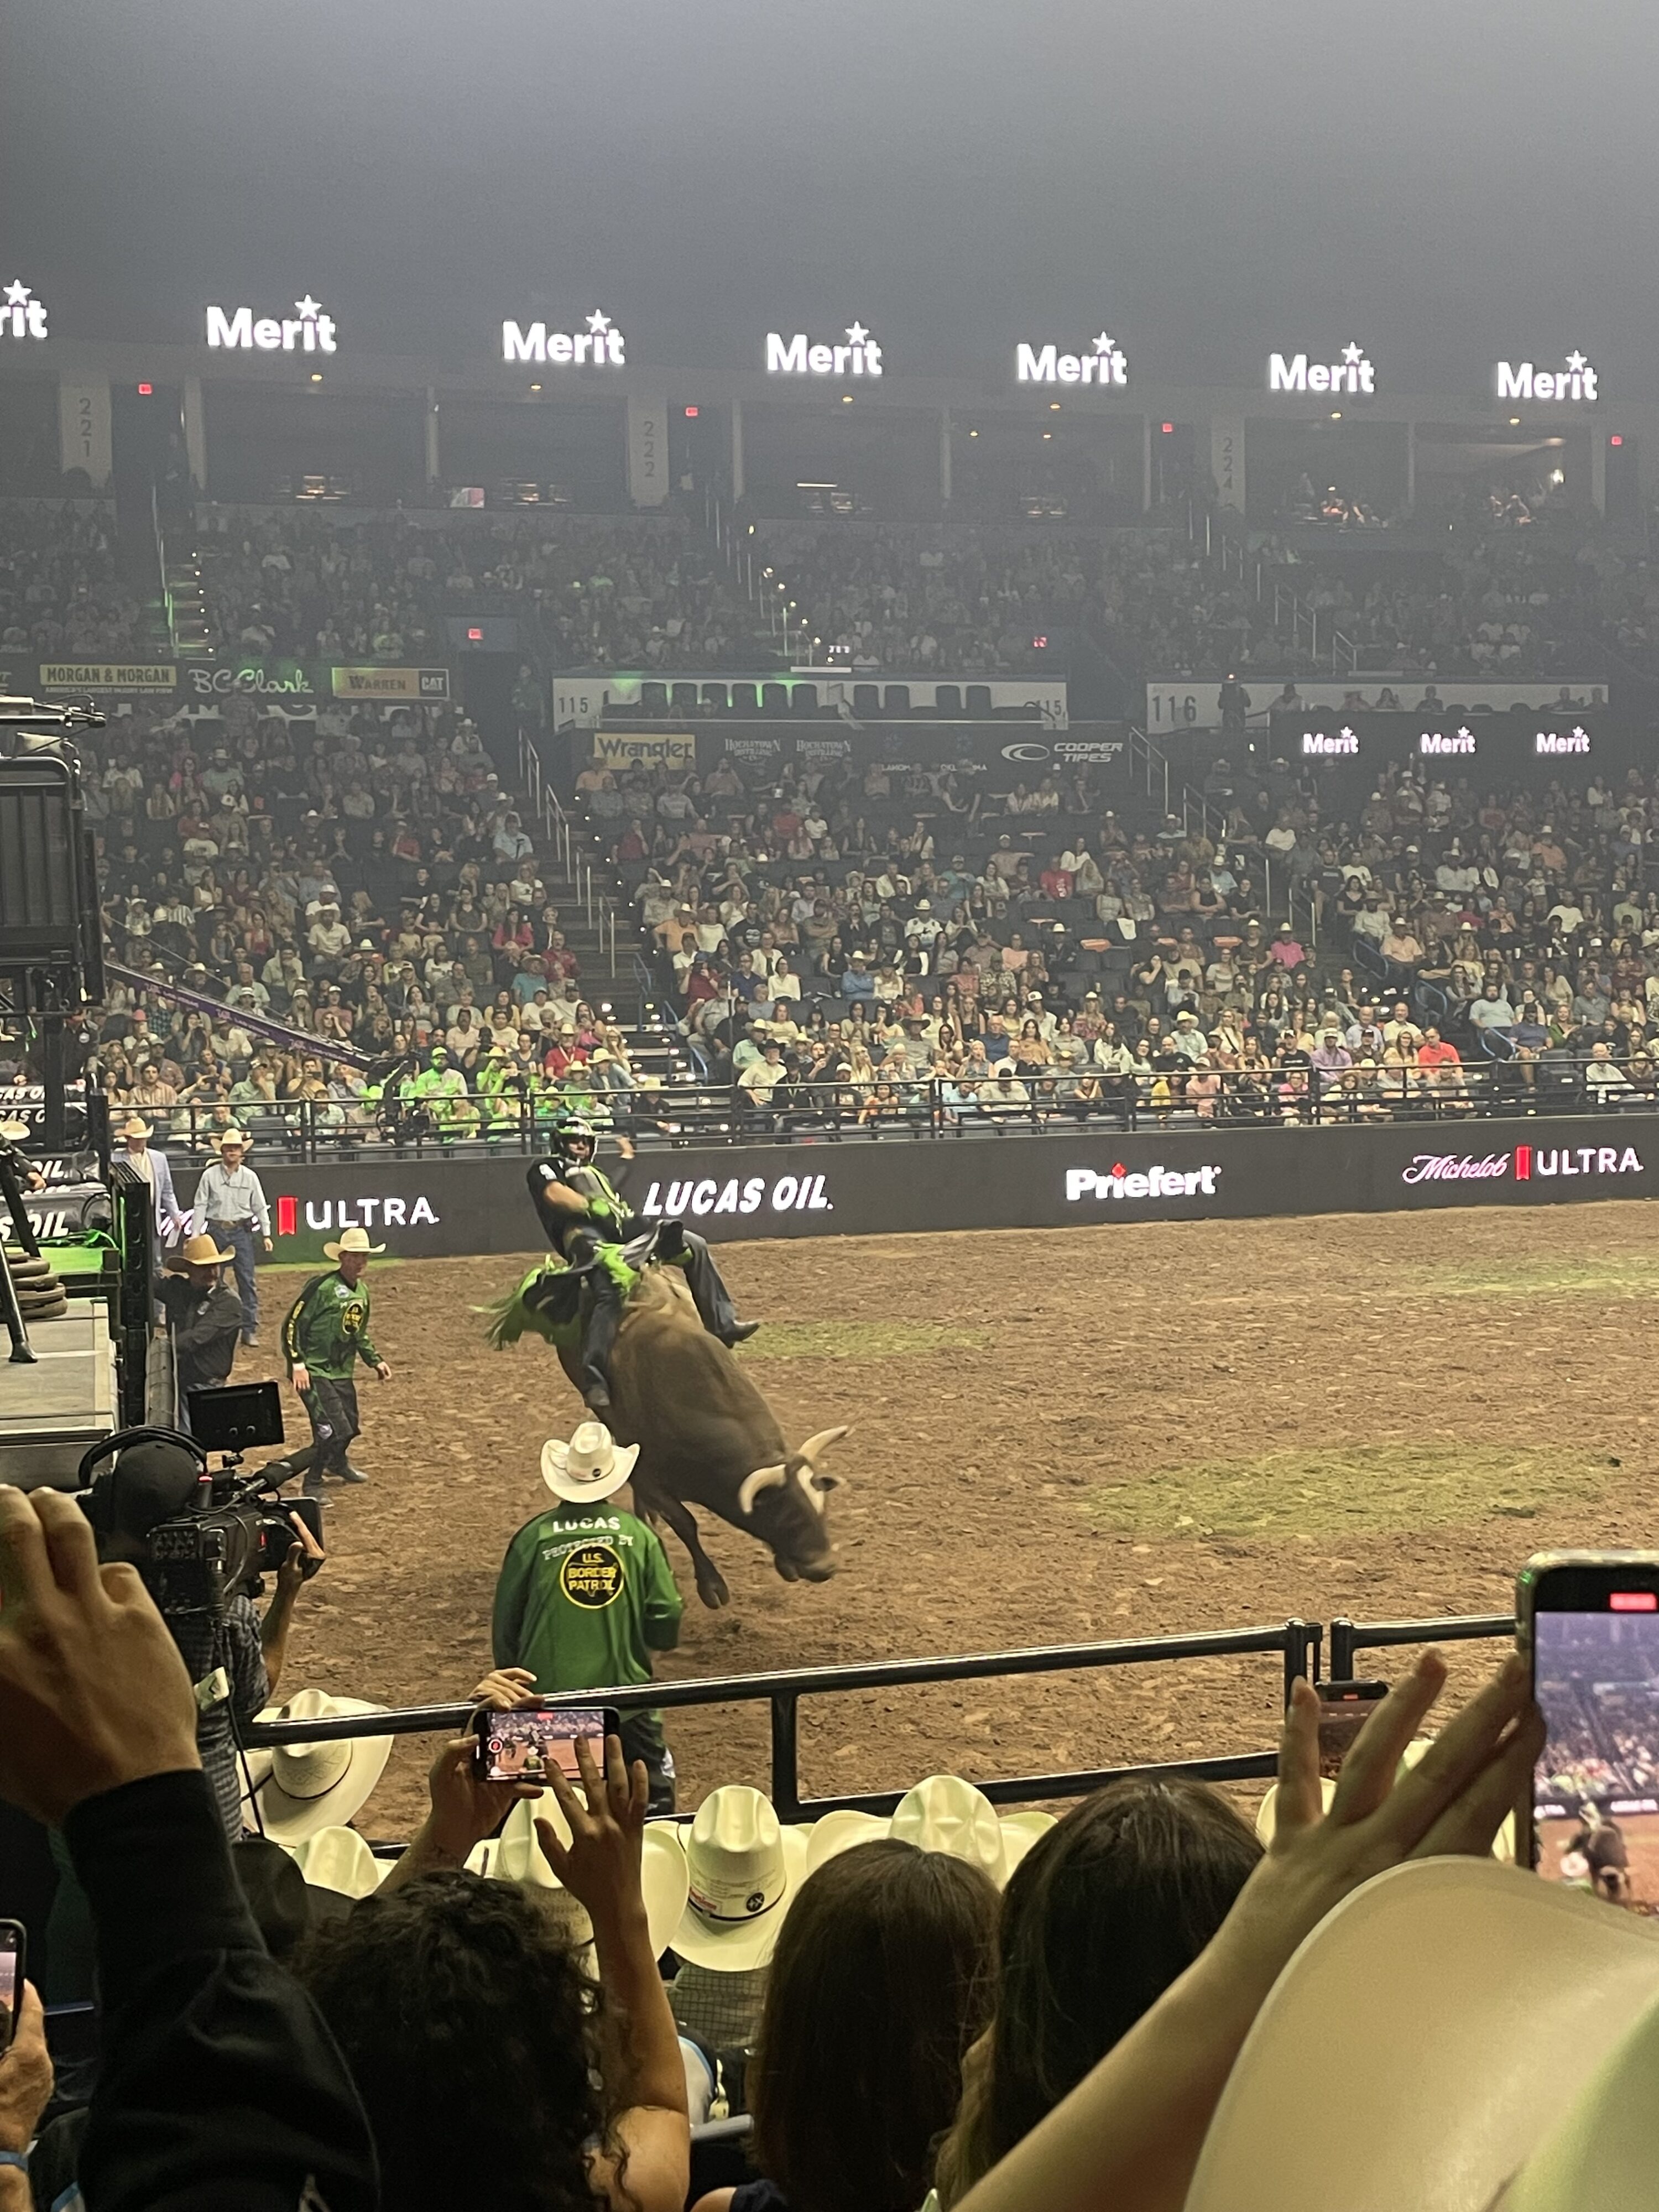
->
xmin=190 ymin=1129 xmax=273 ymax=1348
xmin=115 ymin=1110 xmax=189 ymax=1255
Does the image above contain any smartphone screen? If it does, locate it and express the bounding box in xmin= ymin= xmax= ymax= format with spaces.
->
xmin=1524 ymin=1557 xmax=1659 ymax=1913
xmin=476 ymin=1705 xmax=609 ymax=1785
xmin=0 ymin=1921 xmax=23 ymax=2054
xmin=1316 ymin=1680 xmax=1389 ymax=1780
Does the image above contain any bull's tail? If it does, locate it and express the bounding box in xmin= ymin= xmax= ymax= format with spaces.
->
xmin=478 ymin=1261 xmax=581 ymax=1351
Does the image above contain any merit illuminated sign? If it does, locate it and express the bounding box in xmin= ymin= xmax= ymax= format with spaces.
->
xmin=1495 ymin=353 xmax=1597 ymax=403
xmin=1419 ymin=726 xmax=1476 ymax=756
xmin=206 ymin=296 xmax=337 ymax=354
xmin=766 ymin=323 xmax=883 ymax=377
xmin=1536 ymin=726 xmax=1591 ymax=755
xmin=1301 ymin=728 xmax=1359 ymax=757
xmin=1 ymin=282 xmax=47 ymax=342
xmin=1016 ymin=331 xmax=1127 ymax=387
xmin=1269 ymin=342 xmax=1375 ymax=395
xmin=502 ymin=310 xmax=624 ymax=366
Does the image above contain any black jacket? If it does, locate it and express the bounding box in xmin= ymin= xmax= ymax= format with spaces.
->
xmin=62 ymin=1770 xmax=379 ymax=2211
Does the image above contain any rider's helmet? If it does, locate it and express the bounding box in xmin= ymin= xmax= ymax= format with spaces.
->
xmin=560 ymin=1118 xmax=597 ymax=1161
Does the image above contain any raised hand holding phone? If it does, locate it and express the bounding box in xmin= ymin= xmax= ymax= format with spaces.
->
xmin=1519 ymin=1550 xmax=1659 ymax=1909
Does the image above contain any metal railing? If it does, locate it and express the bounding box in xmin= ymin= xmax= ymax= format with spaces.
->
xmin=244 ymin=1620 xmax=1321 ymax=1822
xmin=515 ymin=729 xmax=620 ymax=977
xmin=121 ymin=1057 xmax=1659 ymax=1161
xmin=1328 ymin=1613 xmax=1515 ymax=1680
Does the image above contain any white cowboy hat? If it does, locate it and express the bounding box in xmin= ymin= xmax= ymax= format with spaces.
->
xmin=0 ymin=1119 xmax=30 ymax=1144
xmin=669 ymin=1786 xmax=812 ymax=1970
xmin=804 ymin=1808 xmax=888 ymax=1873
xmin=252 ymin=1689 xmax=393 ymax=1844
xmin=215 ymin=1126 xmax=250 ymax=1150
xmin=285 ymin=1823 xmax=384 ymax=1900
xmin=1255 ymin=1741 xmax=1516 ymax=1862
xmin=117 ymin=1116 xmax=153 ymax=1140
xmin=541 ymin=1421 xmax=640 ymax=1504
xmin=467 ymin=1796 xmax=690 ymax=1959
xmin=888 ymin=1774 xmax=1050 ymax=1889
xmin=1183 ymin=1858 xmax=1659 ymax=2212
xmin=323 ymin=1226 xmax=385 ymax=1259
xmin=166 ymin=1230 xmax=237 ymax=1270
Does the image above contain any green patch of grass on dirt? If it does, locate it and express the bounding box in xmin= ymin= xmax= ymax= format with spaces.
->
xmin=1084 ymin=1442 xmax=1616 ymax=1541
xmin=738 ymin=1321 xmax=988 ymax=1360
xmin=1422 ymin=1256 xmax=1659 ymax=1300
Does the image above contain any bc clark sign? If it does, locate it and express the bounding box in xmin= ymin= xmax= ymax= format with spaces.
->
xmin=330 ymin=665 xmax=451 ymax=700
xmin=501 ymin=310 xmax=625 ymax=366
xmin=1268 ymin=342 xmax=1376 ymax=395
xmin=206 ymin=296 xmax=338 ymax=354
xmin=185 ymin=658 xmax=315 ymax=701
xmin=1494 ymin=353 xmax=1597 ymax=403
xmin=1015 ymin=332 xmax=1128 ymax=388
xmin=39 ymin=661 xmax=175 ymax=692
xmin=766 ymin=322 xmax=884 ymax=378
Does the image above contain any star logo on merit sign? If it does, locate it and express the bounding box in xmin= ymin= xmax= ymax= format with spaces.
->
xmin=1342 ymin=342 xmax=1364 ymax=365
xmin=3 ymin=281 xmax=30 ymax=307
xmin=845 ymin=321 xmax=869 ymax=345
xmin=586 ymin=310 xmax=611 ymax=334
xmin=294 ymin=295 xmax=322 ymax=320
xmin=1093 ymin=331 xmax=1115 ymax=355
xmin=1566 ymin=349 xmax=1588 ymax=372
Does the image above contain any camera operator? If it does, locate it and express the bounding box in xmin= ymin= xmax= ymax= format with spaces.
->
xmin=91 ymin=1436 xmax=325 ymax=1838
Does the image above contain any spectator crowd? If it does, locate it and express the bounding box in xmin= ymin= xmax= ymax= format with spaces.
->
xmin=10 ymin=1438 xmax=1647 ymax=2212
xmin=590 ymin=740 xmax=1659 ymax=1135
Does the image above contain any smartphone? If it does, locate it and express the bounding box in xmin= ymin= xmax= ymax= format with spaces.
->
xmin=471 ymin=1703 xmax=622 ymax=1785
xmin=0 ymin=1921 xmax=23 ymax=2055
xmin=1316 ymin=1679 xmax=1389 ymax=1779
xmin=1518 ymin=1551 xmax=1659 ymax=1912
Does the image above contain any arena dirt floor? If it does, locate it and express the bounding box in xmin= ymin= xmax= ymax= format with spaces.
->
xmin=239 ymin=1201 xmax=1659 ymax=1837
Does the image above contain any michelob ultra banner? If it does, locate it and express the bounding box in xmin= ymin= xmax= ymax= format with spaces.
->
xmin=591 ymin=729 xmax=696 ymax=770
xmin=40 ymin=661 xmax=176 ymax=692
xmin=330 ymin=665 xmax=451 ymax=700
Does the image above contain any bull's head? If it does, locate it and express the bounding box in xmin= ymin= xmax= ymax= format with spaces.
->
xmin=735 ymin=1425 xmax=850 ymax=1583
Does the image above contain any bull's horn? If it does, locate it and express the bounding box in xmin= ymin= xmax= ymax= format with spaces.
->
xmin=737 ymin=1463 xmax=788 ymax=1517
xmin=797 ymin=1426 xmax=851 ymax=1466
xmin=795 ymin=1462 xmax=829 ymax=1516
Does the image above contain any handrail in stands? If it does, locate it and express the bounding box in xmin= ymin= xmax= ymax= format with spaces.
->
xmin=243 ymin=1620 xmax=1323 ymax=1822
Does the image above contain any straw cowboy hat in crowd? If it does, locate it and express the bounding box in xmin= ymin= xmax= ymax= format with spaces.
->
xmin=166 ymin=1230 xmax=237 ymax=1271
xmin=213 ymin=1125 xmax=251 ymax=1151
xmin=888 ymin=1773 xmax=1056 ymax=1886
xmin=117 ymin=1116 xmax=153 ymax=1141
xmin=669 ymin=1785 xmax=813 ymax=1971
xmin=285 ymin=1823 xmax=385 ymax=1900
xmin=541 ymin=1421 xmax=640 ymax=1505
xmin=322 ymin=1225 xmax=385 ymax=1260
xmin=468 ymin=1794 xmax=690 ymax=1959
xmin=251 ymin=1688 xmax=394 ymax=1844
xmin=1183 ymin=1857 xmax=1659 ymax=2212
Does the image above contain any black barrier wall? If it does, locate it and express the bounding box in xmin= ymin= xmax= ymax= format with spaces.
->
xmin=181 ymin=1114 xmax=1659 ymax=1262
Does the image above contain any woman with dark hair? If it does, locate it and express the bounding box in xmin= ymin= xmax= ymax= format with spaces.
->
xmin=694 ymin=1840 xmax=997 ymax=2212
xmin=933 ymin=1778 xmax=1261 ymax=2205
xmin=298 ymin=1732 xmax=688 ymax=2212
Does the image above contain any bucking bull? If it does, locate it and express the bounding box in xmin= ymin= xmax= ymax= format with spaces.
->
xmin=487 ymin=1251 xmax=849 ymax=1608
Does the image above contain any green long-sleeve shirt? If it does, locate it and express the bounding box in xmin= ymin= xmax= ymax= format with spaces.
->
xmin=492 ymin=1502 xmax=682 ymax=1697
xmin=281 ymin=1269 xmax=382 ymax=1379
